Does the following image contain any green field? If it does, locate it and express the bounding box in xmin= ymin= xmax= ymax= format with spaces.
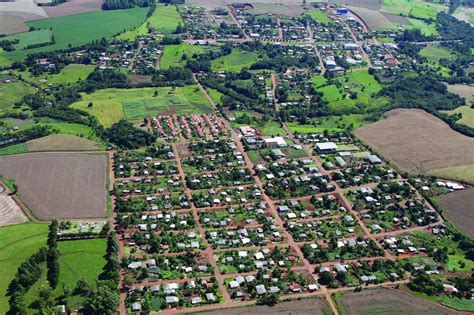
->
xmin=116 ymin=21 xmax=149 ymax=41
xmin=0 ymin=142 xmax=28 ymax=156
xmin=429 ymin=164 xmax=474 ymax=185
xmin=231 ymin=110 xmax=286 ymax=136
xmin=72 ymin=85 xmax=213 ymax=127
xmin=419 ymin=46 xmax=455 ymax=62
xmin=306 ymin=8 xmax=332 ymax=24
xmin=441 ymin=106 xmax=474 ymax=128
xmin=0 ymin=81 xmax=36 ymax=112
xmin=406 ymin=18 xmax=439 ymax=36
xmin=1 ymin=29 xmax=53 ymax=50
xmin=207 ymin=88 xmax=224 ymax=105
xmin=14 ymin=64 xmax=95 ymax=86
xmin=211 ymin=49 xmax=261 ymax=72
xmin=160 ymin=44 xmax=206 ymax=69
xmin=149 ymin=4 xmax=183 ymax=34
xmin=311 ymin=75 xmax=327 ymax=88
xmin=0 ymin=223 xmax=49 ymax=309
xmin=287 ymin=114 xmax=367 ymax=133
xmin=381 ymin=0 xmax=447 ymax=19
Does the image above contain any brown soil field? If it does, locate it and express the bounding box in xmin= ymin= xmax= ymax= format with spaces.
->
xmin=187 ymin=0 xmax=311 ymax=9
xmin=346 ymin=6 xmax=393 ymax=29
xmin=44 ymin=0 xmax=103 ymax=18
xmin=197 ymin=297 xmax=331 ymax=315
xmin=0 ymin=15 xmax=28 ymax=35
xmin=0 ymin=193 xmax=28 ymax=226
xmin=333 ymin=0 xmax=382 ymax=10
xmin=336 ymin=288 xmax=457 ymax=314
xmin=382 ymin=12 xmax=409 ymax=25
xmin=247 ymin=4 xmax=309 ymax=17
xmin=445 ymin=84 xmax=474 ymax=104
xmin=0 ymin=152 xmax=107 ymax=220
xmin=26 ymin=134 xmax=103 ymax=152
xmin=129 ymin=75 xmax=153 ymax=85
xmin=355 ymin=109 xmax=474 ymax=175
xmin=437 ymin=188 xmax=474 ymax=238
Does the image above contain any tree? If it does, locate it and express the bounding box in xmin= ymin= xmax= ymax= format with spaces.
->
xmin=433 ymin=247 xmax=449 ymax=265
xmin=84 ymin=281 xmax=119 ymax=315
xmin=47 ymin=248 xmax=60 ymax=289
xmin=8 ymin=292 xmax=26 ymax=315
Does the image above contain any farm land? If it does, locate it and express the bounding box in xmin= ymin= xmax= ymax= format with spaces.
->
xmin=0 ymin=0 xmax=473 ymax=314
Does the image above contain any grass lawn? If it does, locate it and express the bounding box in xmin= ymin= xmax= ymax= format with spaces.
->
xmin=381 ymin=0 xmax=447 ymax=19
xmin=288 ymin=114 xmax=367 ymax=133
xmin=149 ymin=4 xmax=183 ymax=34
xmin=24 ymin=8 xmax=148 ymax=53
xmin=0 ymin=142 xmax=28 ymax=156
xmin=14 ymin=64 xmax=95 ymax=86
xmin=160 ymin=44 xmax=206 ymax=69
xmin=306 ymin=8 xmax=332 ymax=24
xmin=0 ymin=29 xmax=53 ymax=50
xmin=311 ymin=75 xmax=327 ymax=88
xmin=441 ymin=106 xmax=474 ymax=128
xmin=0 ymin=223 xmax=49 ymax=308
xmin=412 ymin=289 xmax=474 ymax=312
xmin=406 ymin=18 xmax=439 ymax=36
xmin=419 ymin=46 xmax=455 ymax=62
xmin=207 ymin=88 xmax=224 ymax=105
xmin=116 ymin=21 xmax=149 ymax=41
xmin=231 ymin=110 xmax=285 ymax=136
xmin=428 ymin=164 xmax=474 ymax=185
xmin=72 ymin=85 xmax=213 ymax=127
xmin=0 ymin=81 xmax=36 ymax=112
xmin=211 ymin=49 xmax=261 ymax=72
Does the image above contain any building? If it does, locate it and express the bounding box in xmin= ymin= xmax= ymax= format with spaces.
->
xmin=264 ymin=137 xmax=287 ymax=148
xmin=366 ymin=154 xmax=382 ymax=165
xmin=316 ymin=142 xmax=337 ymax=154
xmin=239 ymin=126 xmax=256 ymax=137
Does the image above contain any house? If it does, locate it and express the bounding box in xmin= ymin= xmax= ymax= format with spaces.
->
xmin=324 ymin=56 xmax=337 ymax=70
xmin=366 ymin=154 xmax=382 ymax=165
xmin=206 ymin=293 xmax=215 ymax=301
xmin=343 ymin=43 xmax=359 ymax=50
xmin=191 ymin=297 xmax=202 ymax=304
xmin=132 ymin=302 xmax=141 ymax=312
xmin=316 ymin=142 xmax=337 ymax=154
xmin=166 ymin=296 xmax=179 ymax=304
xmin=256 ymin=284 xmax=266 ymax=295
xmin=264 ymin=137 xmax=287 ymax=148
xmin=277 ymin=205 xmax=289 ymax=213
xmin=239 ymin=126 xmax=256 ymax=137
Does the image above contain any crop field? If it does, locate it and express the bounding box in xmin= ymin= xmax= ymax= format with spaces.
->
xmin=0 ymin=80 xmax=36 ymax=112
xmin=43 ymin=0 xmax=103 ymax=18
xmin=335 ymin=288 xmax=457 ymax=314
xmin=26 ymin=134 xmax=104 ymax=152
xmin=116 ymin=21 xmax=148 ymax=41
xmin=381 ymin=0 xmax=447 ymax=19
xmin=0 ymin=29 xmax=52 ymax=49
xmin=72 ymin=86 xmax=213 ymax=127
xmin=0 ymin=153 xmax=108 ymax=219
xmin=405 ymin=18 xmax=439 ymax=36
xmin=200 ymin=296 xmax=331 ymax=314
xmin=333 ymin=0 xmax=382 ymax=10
xmin=437 ymin=189 xmax=474 ymax=238
xmin=149 ymin=4 xmax=183 ymax=34
xmin=14 ymin=64 xmax=95 ymax=86
xmin=211 ymin=49 xmax=262 ymax=72
xmin=0 ymin=15 xmax=28 ymax=35
xmin=355 ymin=109 xmax=474 ymax=181
xmin=247 ymin=3 xmax=307 ymax=17
xmin=347 ymin=6 xmax=394 ymax=30
xmin=0 ymin=223 xmax=48 ymax=308
xmin=160 ymin=44 xmax=207 ymax=69
xmin=0 ymin=186 xmax=28 ymax=227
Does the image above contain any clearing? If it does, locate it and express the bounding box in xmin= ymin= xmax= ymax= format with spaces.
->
xmin=0 ymin=223 xmax=48 ymax=308
xmin=336 ymin=288 xmax=457 ymax=314
xmin=0 ymin=152 xmax=108 ymax=219
xmin=160 ymin=44 xmax=207 ymax=69
xmin=355 ymin=109 xmax=474 ymax=181
xmin=71 ymin=85 xmax=213 ymax=127
xmin=149 ymin=4 xmax=183 ymax=34
xmin=437 ymin=188 xmax=474 ymax=238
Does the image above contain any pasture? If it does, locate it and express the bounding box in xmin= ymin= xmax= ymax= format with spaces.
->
xmin=381 ymin=0 xmax=447 ymax=20
xmin=406 ymin=18 xmax=439 ymax=36
xmin=0 ymin=80 xmax=36 ymax=112
xmin=0 ymin=153 xmax=108 ymax=219
xmin=355 ymin=109 xmax=474 ymax=181
xmin=437 ymin=189 xmax=474 ymax=238
xmin=14 ymin=64 xmax=95 ymax=86
xmin=442 ymin=105 xmax=474 ymax=128
xmin=419 ymin=46 xmax=455 ymax=62
xmin=0 ymin=223 xmax=48 ymax=308
xmin=306 ymin=8 xmax=332 ymax=24
xmin=26 ymin=134 xmax=104 ymax=152
xmin=0 ymin=29 xmax=52 ymax=49
xmin=288 ymin=114 xmax=366 ymax=133
xmin=211 ymin=49 xmax=261 ymax=72
xmin=335 ymin=288 xmax=457 ymax=314
xmin=149 ymin=4 xmax=183 ymax=34
xmin=72 ymin=86 xmax=213 ymax=126
xmin=160 ymin=44 xmax=207 ymax=69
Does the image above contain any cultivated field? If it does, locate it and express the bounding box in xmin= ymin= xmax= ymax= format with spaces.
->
xmin=335 ymin=288 xmax=457 ymax=314
xmin=199 ymin=296 xmax=331 ymax=314
xmin=0 ymin=184 xmax=28 ymax=226
xmin=0 ymin=223 xmax=48 ymax=308
xmin=0 ymin=15 xmax=28 ymax=35
xmin=381 ymin=0 xmax=447 ymax=20
xmin=26 ymin=134 xmax=103 ymax=152
xmin=43 ymin=0 xmax=103 ymax=18
xmin=333 ymin=0 xmax=382 ymax=10
xmin=0 ymin=152 xmax=108 ymax=219
xmin=0 ymin=29 xmax=52 ymax=49
xmin=149 ymin=3 xmax=183 ymax=34
xmin=347 ymin=6 xmax=394 ymax=30
xmin=355 ymin=109 xmax=474 ymax=180
xmin=445 ymin=84 xmax=474 ymax=103
xmin=247 ymin=3 xmax=309 ymax=17
xmin=71 ymin=85 xmax=213 ymax=127
xmin=437 ymin=188 xmax=474 ymax=238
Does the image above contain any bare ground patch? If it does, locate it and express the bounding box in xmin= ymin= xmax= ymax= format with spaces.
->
xmin=354 ymin=109 xmax=474 ymax=175
xmin=336 ymin=288 xmax=457 ymax=315
xmin=197 ymin=296 xmax=331 ymax=315
xmin=332 ymin=0 xmax=382 ymax=10
xmin=382 ymin=12 xmax=409 ymax=25
xmin=445 ymin=84 xmax=474 ymax=104
xmin=44 ymin=0 xmax=103 ymax=18
xmin=0 ymin=15 xmax=28 ymax=35
xmin=0 ymin=152 xmax=107 ymax=220
xmin=437 ymin=188 xmax=474 ymax=238
xmin=247 ymin=4 xmax=309 ymax=17
xmin=26 ymin=134 xmax=103 ymax=152
xmin=0 ymin=193 xmax=28 ymax=227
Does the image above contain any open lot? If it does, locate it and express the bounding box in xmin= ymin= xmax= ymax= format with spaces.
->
xmin=336 ymin=288 xmax=457 ymax=314
xmin=437 ymin=188 xmax=474 ymax=238
xmin=71 ymin=86 xmax=213 ymax=127
xmin=355 ymin=109 xmax=474 ymax=181
xmin=0 ymin=152 xmax=107 ymax=219
xmin=0 ymin=223 xmax=48 ymax=308
xmin=211 ymin=48 xmax=262 ymax=72
xmin=198 ymin=296 xmax=331 ymax=314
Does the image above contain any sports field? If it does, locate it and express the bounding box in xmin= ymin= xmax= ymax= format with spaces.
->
xmin=0 ymin=223 xmax=49 ymax=308
xmin=211 ymin=49 xmax=262 ymax=72
xmin=160 ymin=44 xmax=207 ymax=69
xmin=71 ymin=86 xmax=213 ymax=127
